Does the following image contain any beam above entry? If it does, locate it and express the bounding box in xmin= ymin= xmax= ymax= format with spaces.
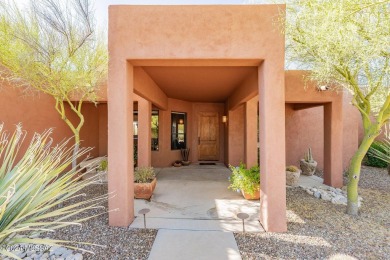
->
xmin=129 ymin=59 xmax=263 ymax=67
xmin=228 ymin=71 xmax=258 ymax=111
xmin=133 ymin=67 xmax=168 ymax=110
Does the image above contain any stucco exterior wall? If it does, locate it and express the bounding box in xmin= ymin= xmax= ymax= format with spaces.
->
xmin=285 ymin=104 xmax=325 ymax=168
xmin=0 ymin=71 xmax=358 ymax=171
xmin=284 ymin=71 xmax=359 ymax=172
xmin=0 ymin=81 xmax=106 ymax=161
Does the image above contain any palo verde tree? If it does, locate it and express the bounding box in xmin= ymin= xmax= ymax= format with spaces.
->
xmin=281 ymin=0 xmax=390 ymax=215
xmin=0 ymin=0 xmax=107 ymax=168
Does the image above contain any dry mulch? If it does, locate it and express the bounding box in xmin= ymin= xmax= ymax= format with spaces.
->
xmin=234 ymin=166 xmax=390 ymax=259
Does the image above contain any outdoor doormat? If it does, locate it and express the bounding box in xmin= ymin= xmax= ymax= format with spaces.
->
xmin=199 ymin=163 xmax=216 ymax=165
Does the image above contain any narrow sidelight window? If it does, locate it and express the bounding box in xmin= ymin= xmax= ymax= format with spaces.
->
xmin=171 ymin=112 xmax=186 ymax=150
xmin=151 ymin=110 xmax=159 ymax=151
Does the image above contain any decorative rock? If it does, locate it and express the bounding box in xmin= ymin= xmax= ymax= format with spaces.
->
xmin=17 ymin=251 xmax=27 ymax=258
xmin=66 ymin=255 xmax=76 ymax=260
xmin=321 ymin=193 xmax=331 ymax=201
xmin=306 ymin=189 xmax=314 ymax=195
xmin=62 ymin=249 xmax=73 ymax=258
xmin=27 ymin=250 xmax=37 ymax=257
xmin=74 ymin=253 xmax=83 ymax=260
xmin=50 ymin=246 xmax=60 ymax=255
xmin=302 ymin=186 xmax=362 ymax=207
xmin=24 ymin=257 xmax=32 ymax=260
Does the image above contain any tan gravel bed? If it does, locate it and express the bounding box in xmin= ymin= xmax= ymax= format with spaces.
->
xmin=49 ymin=184 xmax=157 ymax=260
xmin=234 ymin=166 xmax=390 ymax=259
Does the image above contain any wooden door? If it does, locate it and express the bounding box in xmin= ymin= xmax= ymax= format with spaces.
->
xmin=198 ymin=112 xmax=219 ymax=161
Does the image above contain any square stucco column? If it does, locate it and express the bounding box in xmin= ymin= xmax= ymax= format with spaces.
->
xmin=324 ymin=102 xmax=343 ymax=187
xmin=245 ymin=96 xmax=258 ymax=168
xmin=259 ymin=61 xmax=287 ymax=232
xmin=108 ymin=60 xmax=135 ymax=226
xmin=137 ymin=97 xmax=152 ymax=167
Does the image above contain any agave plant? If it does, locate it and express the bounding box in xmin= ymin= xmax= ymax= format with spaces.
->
xmin=0 ymin=124 xmax=108 ymax=259
xmin=368 ymin=139 xmax=390 ymax=175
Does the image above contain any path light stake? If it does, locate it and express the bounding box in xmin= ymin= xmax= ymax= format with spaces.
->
xmin=237 ymin=213 xmax=249 ymax=233
xmin=138 ymin=208 xmax=150 ymax=229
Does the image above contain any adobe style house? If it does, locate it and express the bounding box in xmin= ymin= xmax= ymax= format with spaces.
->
xmin=0 ymin=4 xmax=359 ymax=232
xmin=107 ymin=5 xmax=359 ymax=232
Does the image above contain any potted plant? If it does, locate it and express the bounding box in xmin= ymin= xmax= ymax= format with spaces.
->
xmin=286 ymin=165 xmax=301 ymax=186
xmin=134 ymin=167 xmax=157 ymax=200
xmin=228 ymin=163 xmax=260 ymax=200
xmin=300 ymin=148 xmax=317 ymax=176
xmin=181 ymin=148 xmax=191 ymax=166
xmin=97 ymin=159 xmax=108 ymax=183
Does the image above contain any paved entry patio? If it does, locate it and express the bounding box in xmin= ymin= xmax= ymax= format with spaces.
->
xmin=130 ymin=163 xmax=263 ymax=232
xmin=129 ymin=164 xmax=327 ymax=259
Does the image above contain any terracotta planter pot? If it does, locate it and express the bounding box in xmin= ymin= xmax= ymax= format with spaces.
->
xmin=241 ymin=189 xmax=260 ymax=200
xmin=134 ymin=178 xmax=157 ymax=200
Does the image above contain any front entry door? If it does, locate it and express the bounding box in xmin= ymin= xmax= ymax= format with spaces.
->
xmin=198 ymin=112 xmax=219 ymax=160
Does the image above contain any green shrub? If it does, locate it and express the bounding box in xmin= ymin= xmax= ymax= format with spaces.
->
xmin=98 ymin=160 xmax=108 ymax=171
xmin=228 ymin=163 xmax=260 ymax=196
xmin=286 ymin=165 xmax=300 ymax=172
xmin=134 ymin=167 xmax=155 ymax=183
xmin=0 ymin=124 xmax=108 ymax=259
xmin=366 ymin=141 xmax=389 ymax=168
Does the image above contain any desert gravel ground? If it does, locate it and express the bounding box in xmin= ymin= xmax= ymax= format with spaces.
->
xmin=49 ymin=185 xmax=157 ymax=260
xmin=234 ymin=166 xmax=390 ymax=259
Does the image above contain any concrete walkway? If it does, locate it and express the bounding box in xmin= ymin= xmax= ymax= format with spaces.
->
xmin=148 ymin=229 xmax=241 ymax=260
xmin=130 ymin=164 xmax=262 ymax=232
xmin=131 ymin=164 xmax=254 ymax=260
xmin=131 ymin=164 xmax=325 ymax=260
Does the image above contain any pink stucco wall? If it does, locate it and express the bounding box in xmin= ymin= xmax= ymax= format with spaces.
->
xmin=284 ymin=71 xmax=359 ymax=172
xmin=0 ymin=81 xmax=107 ymax=161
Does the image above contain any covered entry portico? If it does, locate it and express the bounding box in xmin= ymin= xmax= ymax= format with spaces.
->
xmin=108 ymin=5 xmax=287 ymax=232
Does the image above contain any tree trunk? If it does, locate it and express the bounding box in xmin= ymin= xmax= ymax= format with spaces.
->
xmin=347 ymin=133 xmax=376 ymax=215
xmin=72 ymin=131 xmax=80 ymax=170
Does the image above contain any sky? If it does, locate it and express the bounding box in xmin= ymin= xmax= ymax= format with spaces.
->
xmin=16 ymin=0 xmax=272 ymax=29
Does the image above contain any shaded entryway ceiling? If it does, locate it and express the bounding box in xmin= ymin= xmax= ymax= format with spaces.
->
xmin=142 ymin=66 xmax=257 ymax=103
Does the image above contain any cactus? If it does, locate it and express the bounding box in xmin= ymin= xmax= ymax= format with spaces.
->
xmin=286 ymin=165 xmax=300 ymax=172
xmin=304 ymin=148 xmax=314 ymax=163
